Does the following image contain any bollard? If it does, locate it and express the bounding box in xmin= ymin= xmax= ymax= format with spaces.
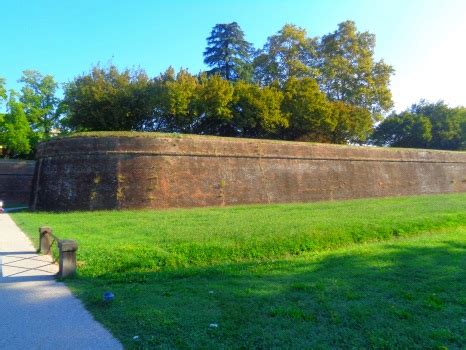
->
xmin=58 ymin=240 xmax=78 ymax=278
xmin=39 ymin=226 xmax=53 ymax=253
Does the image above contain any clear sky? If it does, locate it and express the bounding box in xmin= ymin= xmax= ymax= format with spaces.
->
xmin=2 ymin=0 xmax=465 ymax=112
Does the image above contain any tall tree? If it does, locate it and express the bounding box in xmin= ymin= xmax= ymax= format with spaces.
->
xmin=254 ymin=24 xmax=317 ymax=85
xmin=204 ymin=22 xmax=253 ymax=81
xmin=19 ymin=70 xmax=61 ymax=140
xmin=317 ymin=21 xmax=394 ymax=117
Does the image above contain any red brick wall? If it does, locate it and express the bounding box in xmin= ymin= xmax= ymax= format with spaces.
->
xmin=0 ymin=160 xmax=35 ymax=206
xmin=31 ymin=135 xmax=466 ymax=211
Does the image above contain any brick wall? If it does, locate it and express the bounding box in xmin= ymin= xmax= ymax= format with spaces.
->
xmin=31 ymin=134 xmax=466 ymax=211
xmin=0 ymin=160 xmax=35 ymax=206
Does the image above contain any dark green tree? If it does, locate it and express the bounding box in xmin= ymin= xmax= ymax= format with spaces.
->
xmin=204 ymin=22 xmax=253 ymax=81
xmin=371 ymin=112 xmax=432 ymax=148
xmin=410 ymin=100 xmax=465 ymax=150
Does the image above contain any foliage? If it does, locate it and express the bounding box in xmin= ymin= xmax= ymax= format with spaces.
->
xmin=371 ymin=112 xmax=432 ymax=148
xmin=232 ymin=81 xmax=286 ymax=137
xmin=19 ymin=70 xmax=61 ymax=140
xmin=0 ymin=91 xmax=32 ymax=157
xmin=62 ymin=65 xmax=153 ymax=131
xmin=372 ymin=100 xmax=465 ymax=150
xmin=410 ymin=100 xmax=465 ymax=150
xmin=281 ymin=77 xmax=334 ymax=141
xmin=318 ymin=21 xmax=394 ymax=116
xmin=12 ymin=193 xmax=466 ymax=348
xmin=194 ymin=74 xmax=235 ymax=135
xmin=204 ymin=22 xmax=253 ymax=81
xmin=254 ymin=24 xmax=317 ymax=85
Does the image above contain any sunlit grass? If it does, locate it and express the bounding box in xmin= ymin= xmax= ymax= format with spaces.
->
xmin=11 ymin=193 xmax=466 ymax=348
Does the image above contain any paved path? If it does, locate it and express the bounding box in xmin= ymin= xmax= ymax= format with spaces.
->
xmin=0 ymin=214 xmax=122 ymax=350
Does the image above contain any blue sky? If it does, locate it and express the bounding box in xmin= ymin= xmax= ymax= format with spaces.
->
xmin=2 ymin=0 xmax=465 ymax=111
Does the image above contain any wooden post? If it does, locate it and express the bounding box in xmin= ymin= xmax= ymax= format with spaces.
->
xmin=58 ymin=240 xmax=78 ymax=278
xmin=39 ymin=226 xmax=53 ymax=253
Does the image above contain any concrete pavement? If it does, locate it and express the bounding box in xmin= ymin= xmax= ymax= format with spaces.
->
xmin=0 ymin=214 xmax=122 ymax=350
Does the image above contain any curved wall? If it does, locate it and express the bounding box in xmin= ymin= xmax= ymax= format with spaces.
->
xmin=30 ymin=134 xmax=466 ymax=211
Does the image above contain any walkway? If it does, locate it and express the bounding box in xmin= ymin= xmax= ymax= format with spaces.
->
xmin=0 ymin=214 xmax=122 ymax=350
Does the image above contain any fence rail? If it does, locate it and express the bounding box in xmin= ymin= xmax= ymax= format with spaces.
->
xmin=38 ymin=226 xmax=78 ymax=278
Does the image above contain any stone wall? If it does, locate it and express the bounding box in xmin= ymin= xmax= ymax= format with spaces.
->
xmin=31 ymin=134 xmax=466 ymax=211
xmin=0 ymin=160 xmax=35 ymax=206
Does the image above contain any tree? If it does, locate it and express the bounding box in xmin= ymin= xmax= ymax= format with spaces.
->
xmin=318 ymin=21 xmax=394 ymax=117
xmin=19 ymin=70 xmax=61 ymax=140
xmin=193 ymin=74 xmax=235 ymax=135
xmin=410 ymin=100 xmax=465 ymax=150
xmin=232 ymin=81 xmax=286 ymax=137
xmin=329 ymin=101 xmax=373 ymax=144
xmin=204 ymin=22 xmax=253 ymax=81
xmin=63 ymin=65 xmax=153 ymax=131
xmin=254 ymin=24 xmax=317 ymax=85
xmin=371 ymin=112 xmax=432 ymax=148
xmin=280 ymin=77 xmax=334 ymax=141
xmin=0 ymin=91 xmax=33 ymax=157
xmin=150 ymin=67 xmax=199 ymax=132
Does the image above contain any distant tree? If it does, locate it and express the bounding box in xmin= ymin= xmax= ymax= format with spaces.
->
xmin=371 ymin=111 xmax=432 ymax=148
xmin=317 ymin=21 xmax=394 ymax=117
xmin=232 ymin=81 xmax=286 ymax=137
xmin=19 ymin=70 xmax=61 ymax=140
xmin=281 ymin=77 xmax=334 ymax=141
xmin=254 ymin=24 xmax=317 ymax=85
xmin=204 ymin=22 xmax=253 ymax=81
xmin=0 ymin=91 xmax=33 ymax=157
xmin=371 ymin=100 xmax=466 ymax=150
xmin=63 ymin=65 xmax=153 ymax=131
xmin=410 ymin=100 xmax=465 ymax=150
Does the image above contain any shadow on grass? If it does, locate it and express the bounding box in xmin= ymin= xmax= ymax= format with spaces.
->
xmin=68 ymin=239 xmax=466 ymax=349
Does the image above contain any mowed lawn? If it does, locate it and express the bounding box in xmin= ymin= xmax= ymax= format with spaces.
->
xmin=11 ymin=193 xmax=466 ymax=349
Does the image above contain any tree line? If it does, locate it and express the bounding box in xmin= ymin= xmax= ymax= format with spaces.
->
xmin=1 ymin=21 xmax=464 ymax=158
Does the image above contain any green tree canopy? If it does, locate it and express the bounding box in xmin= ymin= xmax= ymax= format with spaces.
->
xmin=0 ymin=91 xmax=33 ymax=157
xmin=281 ymin=77 xmax=334 ymax=141
xmin=317 ymin=21 xmax=394 ymax=117
xmin=232 ymin=81 xmax=286 ymax=137
xmin=371 ymin=112 xmax=432 ymax=148
xmin=19 ymin=70 xmax=61 ymax=140
xmin=204 ymin=22 xmax=253 ymax=81
xmin=254 ymin=24 xmax=317 ymax=85
xmin=63 ymin=65 xmax=153 ymax=131
xmin=371 ymin=100 xmax=465 ymax=150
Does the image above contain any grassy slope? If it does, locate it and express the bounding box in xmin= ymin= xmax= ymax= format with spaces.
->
xmin=11 ymin=193 xmax=466 ymax=349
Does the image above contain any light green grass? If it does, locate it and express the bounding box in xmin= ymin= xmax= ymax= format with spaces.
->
xmin=11 ymin=193 xmax=466 ymax=349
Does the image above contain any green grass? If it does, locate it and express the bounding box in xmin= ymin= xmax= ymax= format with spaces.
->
xmin=11 ymin=193 xmax=466 ymax=349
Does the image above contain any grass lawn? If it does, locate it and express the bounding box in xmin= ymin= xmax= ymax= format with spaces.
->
xmin=11 ymin=193 xmax=466 ymax=349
